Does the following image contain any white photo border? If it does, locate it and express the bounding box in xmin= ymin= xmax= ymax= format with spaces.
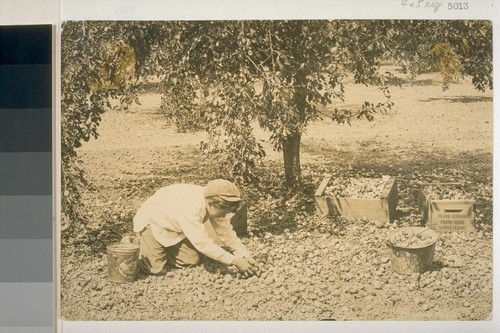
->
xmin=60 ymin=1 xmax=499 ymax=332
xmin=4 ymin=0 xmax=494 ymax=332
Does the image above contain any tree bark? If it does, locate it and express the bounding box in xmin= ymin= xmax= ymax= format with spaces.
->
xmin=282 ymin=66 xmax=309 ymax=191
xmin=283 ymin=131 xmax=302 ymax=190
xmin=282 ymin=68 xmax=308 ymax=191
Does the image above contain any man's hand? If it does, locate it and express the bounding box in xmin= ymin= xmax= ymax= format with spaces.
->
xmin=232 ymin=256 xmax=260 ymax=278
xmin=244 ymin=256 xmax=257 ymax=266
xmin=244 ymin=256 xmax=261 ymax=277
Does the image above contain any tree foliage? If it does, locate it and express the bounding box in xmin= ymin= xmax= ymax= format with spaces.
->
xmin=387 ymin=20 xmax=492 ymax=91
xmin=159 ymin=21 xmax=399 ymax=187
xmin=61 ymin=22 xmax=143 ymax=228
xmin=61 ymin=20 xmax=493 ymax=226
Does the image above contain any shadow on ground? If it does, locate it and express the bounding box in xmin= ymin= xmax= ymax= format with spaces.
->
xmin=420 ymin=96 xmax=492 ymax=104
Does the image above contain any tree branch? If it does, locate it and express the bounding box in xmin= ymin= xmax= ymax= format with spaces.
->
xmin=268 ymin=23 xmax=276 ymax=72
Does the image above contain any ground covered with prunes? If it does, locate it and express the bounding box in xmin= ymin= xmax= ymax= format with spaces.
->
xmin=60 ymin=75 xmax=493 ymax=321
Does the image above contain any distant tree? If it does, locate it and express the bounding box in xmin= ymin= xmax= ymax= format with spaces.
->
xmin=387 ymin=20 xmax=492 ymax=91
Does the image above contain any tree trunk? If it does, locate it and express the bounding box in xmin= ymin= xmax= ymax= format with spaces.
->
xmin=283 ymin=65 xmax=307 ymax=191
xmin=283 ymin=131 xmax=302 ymax=191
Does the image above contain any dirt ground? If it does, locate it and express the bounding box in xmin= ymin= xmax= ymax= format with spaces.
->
xmin=60 ymin=71 xmax=493 ymax=321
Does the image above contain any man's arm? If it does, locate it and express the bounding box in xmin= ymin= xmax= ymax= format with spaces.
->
xmin=182 ymin=220 xmax=237 ymax=265
xmin=211 ymin=217 xmax=252 ymax=257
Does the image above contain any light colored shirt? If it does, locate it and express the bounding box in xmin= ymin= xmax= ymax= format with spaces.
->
xmin=133 ymin=184 xmax=251 ymax=265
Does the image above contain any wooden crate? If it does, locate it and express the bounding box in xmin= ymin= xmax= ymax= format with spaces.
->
xmin=418 ymin=183 xmax=475 ymax=233
xmin=314 ymin=176 xmax=398 ymax=223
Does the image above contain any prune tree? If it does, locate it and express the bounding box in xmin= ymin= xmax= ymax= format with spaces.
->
xmin=61 ymin=20 xmax=492 ymax=226
xmin=160 ymin=20 xmax=395 ymax=189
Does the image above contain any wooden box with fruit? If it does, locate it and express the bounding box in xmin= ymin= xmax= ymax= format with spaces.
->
xmin=314 ymin=175 xmax=398 ymax=223
xmin=418 ymin=183 xmax=476 ymax=233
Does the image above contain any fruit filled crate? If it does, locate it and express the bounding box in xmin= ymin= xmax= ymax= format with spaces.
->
xmin=314 ymin=175 xmax=398 ymax=223
xmin=418 ymin=183 xmax=476 ymax=233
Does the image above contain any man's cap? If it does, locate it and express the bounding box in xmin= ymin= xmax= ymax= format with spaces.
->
xmin=204 ymin=179 xmax=241 ymax=202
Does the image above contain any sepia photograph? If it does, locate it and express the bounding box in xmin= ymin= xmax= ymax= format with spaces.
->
xmin=59 ymin=19 xmax=493 ymax=322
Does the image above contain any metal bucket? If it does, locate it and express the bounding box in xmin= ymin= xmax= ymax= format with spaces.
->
xmin=107 ymin=242 xmax=140 ymax=283
xmin=386 ymin=227 xmax=438 ymax=275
